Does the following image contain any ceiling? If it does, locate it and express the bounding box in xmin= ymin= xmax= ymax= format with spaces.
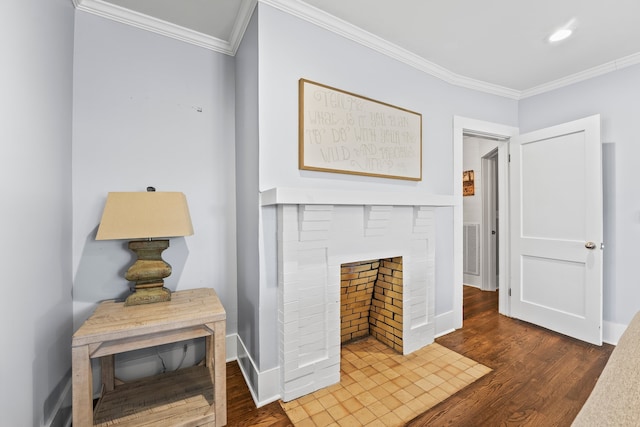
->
xmin=73 ymin=0 xmax=640 ymax=99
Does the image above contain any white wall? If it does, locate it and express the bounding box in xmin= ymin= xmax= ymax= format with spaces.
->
xmin=251 ymin=2 xmax=517 ymax=377
xmin=0 ymin=0 xmax=75 ymax=425
xmin=72 ymin=11 xmax=238 ymax=375
xmin=519 ymin=64 xmax=640 ymax=330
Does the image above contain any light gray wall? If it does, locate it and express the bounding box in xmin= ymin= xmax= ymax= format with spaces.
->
xmin=0 ymin=0 xmax=74 ymax=424
xmin=257 ymin=6 xmax=518 ymax=195
xmin=519 ymin=63 xmax=640 ymax=327
xmin=252 ymin=3 xmax=518 ymax=372
xmin=235 ymin=9 xmax=263 ymax=381
xmin=72 ymin=10 xmax=238 ymax=373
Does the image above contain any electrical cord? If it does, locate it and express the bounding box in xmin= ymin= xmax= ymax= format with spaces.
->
xmin=156 ymin=348 xmax=167 ymax=373
xmin=156 ymin=344 xmax=188 ymax=373
xmin=175 ymin=344 xmax=188 ymax=371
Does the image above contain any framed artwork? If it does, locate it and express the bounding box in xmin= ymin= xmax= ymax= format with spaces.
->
xmin=463 ymin=170 xmax=475 ymax=196
xmin=299 ymin=79 xmax=422 ymax=181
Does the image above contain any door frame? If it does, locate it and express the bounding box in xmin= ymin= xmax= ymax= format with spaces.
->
xmin=453 ymin=117 xmax=518 ymax=327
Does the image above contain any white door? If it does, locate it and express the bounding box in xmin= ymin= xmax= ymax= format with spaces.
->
xmin=510 ymin=115 xmax=602 ymax=345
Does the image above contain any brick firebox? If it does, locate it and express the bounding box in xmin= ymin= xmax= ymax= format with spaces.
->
xmin=341 ymin=257 xmax=403 ymax=353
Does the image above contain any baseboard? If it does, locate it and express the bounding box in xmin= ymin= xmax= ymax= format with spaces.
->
xmin=603 ymin=319 xmax=627 ymax=345
xmin=225 ymin=333 xmax=238 ymax=361
xmin=235 ymin=335 xmax=282 ymax=407
xmin=41 ymin=372 xmax=72 ymax=427
xmin=434 ymin=310 xmax=457 ymax=338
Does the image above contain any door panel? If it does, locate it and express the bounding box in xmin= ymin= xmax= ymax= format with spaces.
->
xmin=522 ymin=256 xmax=585 ymax=315
xmin=521 ymin=132 xmax=586 ymax=240
xmin=510 ymin=115 xmax=602 ymax=345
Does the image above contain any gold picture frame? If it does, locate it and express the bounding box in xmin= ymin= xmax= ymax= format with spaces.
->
xmin=299 ymin=79 xmax=422 ymax=181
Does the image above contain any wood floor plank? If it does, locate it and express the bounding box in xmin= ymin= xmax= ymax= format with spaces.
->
xmin=226 ymin=362 xmax=292 ymax=427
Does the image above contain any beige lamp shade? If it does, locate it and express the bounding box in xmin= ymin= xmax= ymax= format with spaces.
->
xmin=96 ymin=192 xmax=193 ymax=240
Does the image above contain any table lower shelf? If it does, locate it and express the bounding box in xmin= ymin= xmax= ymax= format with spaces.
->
xmin=93 ymin=365 xmax=215 ymax=427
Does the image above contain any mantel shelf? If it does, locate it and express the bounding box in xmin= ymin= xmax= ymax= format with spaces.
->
xmin=260 ymin=187 xmax=456 ymax=207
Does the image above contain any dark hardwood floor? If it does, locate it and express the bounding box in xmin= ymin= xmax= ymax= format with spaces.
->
xmin=227 ymin=286 xmax=614 ymax=426
xmin=226 ymin=361 xmax=292 ymax=427
xmin=407 ymin=287 xmax=614 ymax=426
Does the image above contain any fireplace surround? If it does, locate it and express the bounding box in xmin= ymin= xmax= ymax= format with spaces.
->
xmin=264 ymin=188 xmax=438 ymax=401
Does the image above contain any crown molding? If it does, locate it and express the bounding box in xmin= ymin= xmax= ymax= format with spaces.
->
xmin=72 ymin=0 xmax=640 ymax=100
xmin=521 ymin=51 xmax=640 ymax=98
xmin=72 ymin=0 xmax=257 ymax=55
xmin=261 ymin=0 xmax=521 ymax=99
xmin=228 ymin=0 xmax=259 ymax=53
xmin=261 ymin=0 xmax=640 ymax=100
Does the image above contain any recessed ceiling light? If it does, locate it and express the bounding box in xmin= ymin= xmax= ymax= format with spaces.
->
xmin=548 ymin=19 xmax=577 ymax=43
xmin=549 ymin=28 xmax=573 ymax=43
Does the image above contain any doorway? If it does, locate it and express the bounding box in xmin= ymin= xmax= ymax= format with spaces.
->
xmin=454 ymin=115 xmax=602 ymax=345
xmin=462 ymin=136 xmax=503 ymax=295
xmin=453 ymin=117 xmax=518 ymax=328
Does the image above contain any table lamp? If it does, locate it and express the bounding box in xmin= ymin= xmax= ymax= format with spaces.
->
xmin=96 ymin=188 xmax=193 ymax=306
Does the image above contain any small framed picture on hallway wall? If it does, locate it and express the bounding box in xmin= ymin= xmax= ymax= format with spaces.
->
xmin=463 ymin=170 xmax=475 ymax=196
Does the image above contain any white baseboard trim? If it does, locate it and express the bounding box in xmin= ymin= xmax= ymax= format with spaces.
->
xmin=225 ymin=333 xmax=238 ymax=361
xmin=434 ymin=310 xmax=457 ymax=338
xmin=41 ymin=374 xmax=72 ymax=427
xmin=603 ymin=320 xmax=627 ymax=345
xmin=235 ymin=335 xmax=281 ymax=407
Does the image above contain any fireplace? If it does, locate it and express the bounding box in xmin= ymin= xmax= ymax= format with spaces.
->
xmin=341 ymin=257 xmax=404 ymax=353
xmin=269 ymin=190 xmax=437 ymax=402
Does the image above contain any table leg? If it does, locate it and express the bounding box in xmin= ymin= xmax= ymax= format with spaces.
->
xmin=72 ymin=345 xmax=93 ymax=427
xmin=205 ymin=321 xmax=227 ymax=426
xmin=101 ymin=355 xmax=115 ymax=392
xmin=214 ymin=320 xmax=226 ymax=426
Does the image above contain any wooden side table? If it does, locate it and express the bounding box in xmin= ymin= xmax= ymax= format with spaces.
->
xmin=72 ymin=288 xmax=226 ymax=427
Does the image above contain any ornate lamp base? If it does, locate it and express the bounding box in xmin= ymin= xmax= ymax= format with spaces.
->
xmin=125 ymin=284 xmax=171 ymax=306
xmin=124 ymin=240 xmax=172 ymax=306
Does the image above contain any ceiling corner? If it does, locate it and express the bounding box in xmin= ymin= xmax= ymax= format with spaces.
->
xmin=227 ymin=0 xmax=258 ymax=54
xmin=73 ymin=0 xmax=237 ymax=55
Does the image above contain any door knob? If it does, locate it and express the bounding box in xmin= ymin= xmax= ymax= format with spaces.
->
xmin=585 ymin=241 xmax=596 ymax=250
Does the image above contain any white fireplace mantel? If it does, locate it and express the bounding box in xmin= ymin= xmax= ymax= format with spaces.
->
xmin=260 ymin=187 xmax=456 ymax=207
